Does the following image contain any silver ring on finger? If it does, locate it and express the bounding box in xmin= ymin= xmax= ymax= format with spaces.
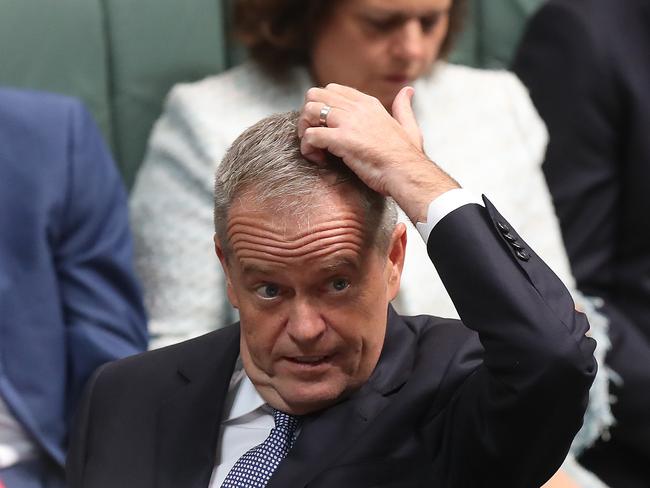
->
xmin=319 ymin=105 xmax=332 ymax=127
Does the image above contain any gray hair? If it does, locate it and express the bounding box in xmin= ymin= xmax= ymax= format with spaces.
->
xmin=214 ymin=111 xmax=397 ymax=254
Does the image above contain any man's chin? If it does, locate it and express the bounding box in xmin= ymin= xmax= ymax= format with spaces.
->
xmin=262 ymin=380 xmax=351 ymax=416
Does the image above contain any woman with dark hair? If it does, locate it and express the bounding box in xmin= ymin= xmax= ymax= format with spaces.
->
xmin=233 ymin=0 xmax=468 ymax=106
xmin=130 ymin=3 xmax=610 ymax=485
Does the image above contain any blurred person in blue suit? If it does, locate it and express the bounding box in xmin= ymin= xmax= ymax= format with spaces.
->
xmin=0 ymin=88 xmax=148 ymax=488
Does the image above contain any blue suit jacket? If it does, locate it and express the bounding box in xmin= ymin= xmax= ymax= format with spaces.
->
xmin=0 ymin=88 xmax=148 ymax=469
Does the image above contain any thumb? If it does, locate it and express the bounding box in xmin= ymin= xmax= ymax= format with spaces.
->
xmin=392 ymin=86 xmax=423 ymax=149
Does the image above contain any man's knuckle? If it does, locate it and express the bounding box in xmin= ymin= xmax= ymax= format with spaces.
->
xmin=369 ymin=95 xmax=382 ymax=107
xmin=305 ymin=87 xmax=320 ymax=101
xmin=303 ymin=127 xmax=316 ymax=141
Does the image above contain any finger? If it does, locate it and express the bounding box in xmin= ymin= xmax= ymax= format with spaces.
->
xmin=300 ymin=127 xmax=333 ymax=165
xmin=301 ymin=126 xmax=346 ymax=159
xmin=298 ymin=101 xmax=319 ymax=138
xmin=322 ymin=83 xmax=367 ymax=102
xmin=298 ymin=102 xmax=341 ymax=138
xmin=301 ymin=126 xmax=334 ymax=151
xmin=391 ymin=87 xmax=423 ymax=148
xmin=301 ymin=146 xmax=328 ymax=166
xmin=304 ymin=86 xmax=351 ymax=108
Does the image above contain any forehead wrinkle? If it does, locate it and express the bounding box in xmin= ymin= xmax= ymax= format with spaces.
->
xmin=228 ymin=219 xmax=364 ymax=250
xmin=230 ymin=226 xmax=366 ymax=257
xmin=234 ymin=238 xmax=365 ymax=265
xmin=228 ymin=223 xmax=365 ymax=249
xmin=227 ymin=213 xmax=365 ymax=243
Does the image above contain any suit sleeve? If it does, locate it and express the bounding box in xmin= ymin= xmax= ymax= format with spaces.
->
xmin=56 ymin=101 xmax=148 ymax=417
xmin=425 ymin=199 xmax=596 ymax=487
xmin=66 ymin=363 xmax=107 ymax=488
xmin=512 ymin=2 xmax=619 ymax=296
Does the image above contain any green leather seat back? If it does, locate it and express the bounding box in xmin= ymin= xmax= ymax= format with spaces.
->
xmin=450 ymin=0 xmax=545 ymax=69
xmin=0 ymin=0 xmax=228 ymax=188
xmin=103 ymin=0 xmax=228 ymax=186
xmin=0 ymin=0 xmax=113 ymax=145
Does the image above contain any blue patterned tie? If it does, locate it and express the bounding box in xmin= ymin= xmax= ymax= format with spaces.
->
xmin=221 ymin=409 xmax=301 ymax=488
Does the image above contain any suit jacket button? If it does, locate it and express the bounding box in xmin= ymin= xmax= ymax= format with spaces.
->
xmin=511 ymin=241 xmax=525 ymax=251
xmin=497 ymin=221 xmax=510 ymax=233
xmin=516 ymin=249 xmax=531 ymax=261
xmin=503 ymin=232 xmax=517 ymax=242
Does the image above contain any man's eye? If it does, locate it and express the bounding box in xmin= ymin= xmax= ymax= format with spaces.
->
xmin=255 ymin=284 xmax=280 ymax=299
xmin=329 ymin=278 xmax=350 ymax=293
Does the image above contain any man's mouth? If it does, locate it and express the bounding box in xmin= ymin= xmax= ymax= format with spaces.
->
xmin=287 ymin=355 xmax=329 ymax=365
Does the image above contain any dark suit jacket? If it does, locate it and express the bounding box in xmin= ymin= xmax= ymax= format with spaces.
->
xmin=513 ymin=0 xmax=650 ymax=342
xmin=0 ymin=88 xmax=148 ymax=473
xmin=513 ymin=2 xmax=650 ymax=485
xmin=67 ymin=200 xmax=596 ymax=488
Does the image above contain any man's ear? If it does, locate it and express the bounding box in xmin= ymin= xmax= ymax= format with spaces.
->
xmin=214 ymin=234 xmax=239 ymax=309
xmin=386 ymin=223 xmax=407 ymax=302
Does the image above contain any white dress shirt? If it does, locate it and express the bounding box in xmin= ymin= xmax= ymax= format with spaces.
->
xmin=0 ymin=395 xmax=38 ymax=468
xmin=208 ymin=191 xmax=481 ymax=486
xmin=208 ymin=360 xmax=271 ymax=487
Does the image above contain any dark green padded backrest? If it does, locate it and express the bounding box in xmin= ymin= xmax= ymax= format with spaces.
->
xmin=0 ymin=0 xmax=228 ymax=188
xmin=102 ymin=0 xmax=229 ymax=186
xmin=0 ymin=0 xmax=542 ymax=188
xmin=450 ymin=0 xmax=545 ymax=68
xmin=0 ymin=0 xmax=113 ymax=144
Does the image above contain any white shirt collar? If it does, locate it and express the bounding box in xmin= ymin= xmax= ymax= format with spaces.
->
xmin=224 ymin=358 xmax=268 ymax=422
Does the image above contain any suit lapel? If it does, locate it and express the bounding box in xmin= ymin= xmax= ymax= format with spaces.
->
xmin=268 ymin=306 xmax=417 ymax=487
xmin=155 ymin=325 xmax=240 ymax=488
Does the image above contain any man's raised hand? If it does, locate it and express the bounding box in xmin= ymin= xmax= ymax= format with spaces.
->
xmin=298 ymin=84 xmax=459 ymax=224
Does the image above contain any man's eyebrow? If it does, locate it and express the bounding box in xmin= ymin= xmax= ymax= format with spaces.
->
xmin=241 ymin=263 xmax=276 ymax=275
xmin=240 ymin=257 xmax=360 ymax=276
xmin=321 ymin=257 xmax=360 ymax=273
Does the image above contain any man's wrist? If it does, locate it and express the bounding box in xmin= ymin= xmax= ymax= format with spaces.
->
xmin=415 ymin=189 xmax=484 ymax=242
xmin=388 ymin=157 xmax=461 ymax=223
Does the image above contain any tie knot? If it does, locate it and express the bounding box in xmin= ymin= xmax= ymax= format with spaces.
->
xmin=221 ymin=409 xmax=302 ymax=487
xmin=272 ymin=409 xmax=301 ymax=437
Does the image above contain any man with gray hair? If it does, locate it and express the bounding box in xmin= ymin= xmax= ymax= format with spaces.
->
xmin=68 ymin=85 xmax=596 ymax=488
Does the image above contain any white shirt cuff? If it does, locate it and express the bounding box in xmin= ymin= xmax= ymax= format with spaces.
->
xmin=415 ymin=189 xmax=484 ymax=242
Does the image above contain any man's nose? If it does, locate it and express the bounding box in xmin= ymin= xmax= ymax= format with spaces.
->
xmin=391 ymin=19 xmax=426 ymax=62
xmin=286 ymin=299 xmax=327 ymax=344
